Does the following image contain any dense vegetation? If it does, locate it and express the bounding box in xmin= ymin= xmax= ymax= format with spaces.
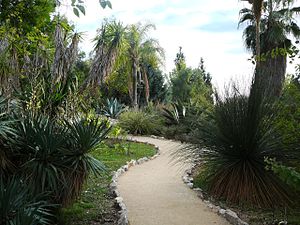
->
xmin=1 ymin=0 xmax=300 ymax=224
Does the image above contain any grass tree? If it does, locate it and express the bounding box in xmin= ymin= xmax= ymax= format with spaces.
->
xmin=240 ymin=0 xmax=300 ymax=97
xmin=81 ymin=19 xmax=126 ymax=92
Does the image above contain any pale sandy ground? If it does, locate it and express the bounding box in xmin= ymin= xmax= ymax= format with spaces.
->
xmin=118 ymin=136 xmax=231 ymax=225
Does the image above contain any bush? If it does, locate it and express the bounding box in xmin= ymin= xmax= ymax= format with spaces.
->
xmin=176 ymin=86 xmax=298 ymax=208
xmin=101 ymin=98 xmax=126 ymax=119
xmin=118 ymin=110 xmax=162 ymax=135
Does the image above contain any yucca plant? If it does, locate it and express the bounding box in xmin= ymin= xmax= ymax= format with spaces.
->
xmin=61 ymin=117 xmax=111 ymax=206
xmin=101 ymin=98 xmax=126 ymax=119
xmin=162 ymin=102 xmax=186 ymax=125
xmin=177 ymin=86 xmax=298 ymax=208
xmin=0 ymin=95 xmax=16 ymax=178
xmin=11 ymin=114 xmax=66 ymax=199
xmin=0 ymin=177 xmax=55 ymax=225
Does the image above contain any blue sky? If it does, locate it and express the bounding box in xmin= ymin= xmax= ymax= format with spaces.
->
xmin=59 ymin=0 xmax=266 ymax=88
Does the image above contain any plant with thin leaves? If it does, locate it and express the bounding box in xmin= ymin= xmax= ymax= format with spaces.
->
xmin=175 ymin=85 xmax=298 ymax=208
xmin=0 ymin=95 xmax=16 ymax=178
xmin=12 ymin=114 xmax=66 ymax=199
xmin=61 ymin=117 xmax=111 ymax=205
xmin=162 ymin=102 xmax=186 ymax=126
xmin=101 ymin=98 xmax=126 ymax=119
xmin=119 ymin=110 xmax=162 ymax=135
xmin=0 ymin=177 xmax=56 ymax=225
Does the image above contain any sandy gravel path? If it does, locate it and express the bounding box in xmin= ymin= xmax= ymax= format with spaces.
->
xmin=117 ymin=136 xmax=230 ymax=225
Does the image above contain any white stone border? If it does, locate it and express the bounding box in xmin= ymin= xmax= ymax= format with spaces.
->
xmin=109 ymin=139 xmax=160 ymax=225
xmin=182 ymin=167 xmax=249 ymax=225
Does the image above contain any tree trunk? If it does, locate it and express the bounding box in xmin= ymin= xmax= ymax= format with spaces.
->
xmin=132 ymin=61 xmax=138 ymax=108
xmin=253 ymin=53 xmax=286 ymax=98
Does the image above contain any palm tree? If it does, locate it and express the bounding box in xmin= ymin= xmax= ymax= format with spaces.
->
xmin=81 ymin=19 xmax=126 ymax=92
xmin=125 ymin=23 xmax=164 ymax=107
xmin=239 ymin=0 xmax=300 ymax=97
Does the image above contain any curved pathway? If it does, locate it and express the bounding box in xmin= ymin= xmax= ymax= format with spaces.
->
xmin=118 ymin=136 xmax=230 ymax=225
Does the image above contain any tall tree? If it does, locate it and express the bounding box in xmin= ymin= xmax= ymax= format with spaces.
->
xmin=81 ymin=19 xmax=126 ymax=92
xmin=240 ymin=0 xmax=300 ymax=96
xmin=125 ymin=23 xmax=164 ymax=107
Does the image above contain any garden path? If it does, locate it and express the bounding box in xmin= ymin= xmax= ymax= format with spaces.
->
xmin=118 ymin=136 xmax=230 ymax=225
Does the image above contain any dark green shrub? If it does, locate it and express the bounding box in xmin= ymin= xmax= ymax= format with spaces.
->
xmin=176 ymin=87 xmax=298 ymax=208
xmin=9 ymin=113 xmax=110 ymax=207
xmin=0 ymin=177 xmax=55 ymax=225
xmin=118 ymin=110 xmax=162 ymax=135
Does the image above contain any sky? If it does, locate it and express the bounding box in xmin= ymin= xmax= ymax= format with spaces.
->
xmin=58 ymin=0 xmax=296 ymax=89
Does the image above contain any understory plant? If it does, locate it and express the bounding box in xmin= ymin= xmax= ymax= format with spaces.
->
xmin=176 ymin=85 xmax=298 ymax=208
xmin=101 ymin=98 xmax=126 ymax=119
xmin=0 ymin=106 xmax=111 ymax=224
xmin=118 ymin=109 xmax=162 ymax=135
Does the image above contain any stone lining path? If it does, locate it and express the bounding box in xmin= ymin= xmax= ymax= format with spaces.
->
xmin=118 ymin=136 xmax=231 ymax=225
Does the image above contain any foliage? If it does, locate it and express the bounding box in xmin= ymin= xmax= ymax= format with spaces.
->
xmin=6 ymin=113 xmax=111 ymax=209
xmin=273 ymin=77 xmax=300 ymax=147
xmin=0 ymin=177 xmax=55 ymax=225
xmin=170 ymin=48 xmax=213 ymax=107
xmin=101 ymin=98 xmax=126 ymax=119
xmin=162 ymin=102 xmax=186 ymax=125
xmin=118 ymin=110 xmax=162 ymax=135
xmin=266 ymin=158 xmax=300 ymax=191
xmin=176 ymin=85 xmax=298 ymax=208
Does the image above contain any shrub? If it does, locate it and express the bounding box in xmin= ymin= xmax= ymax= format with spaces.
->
xmin=101 ymin=98 xmax=126 ymax=119
xmin=176 ymin=86 xmax=297 ymax=208
xmin=118 ymin=110 xmax=162 ymax=135
xmin=0 ymin=177 xmax=55 ymax=225
xmin=8 ymin=113 xmax=111 ymax=207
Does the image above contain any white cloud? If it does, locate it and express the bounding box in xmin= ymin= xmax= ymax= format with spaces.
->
xmin=59 ymin=0 xmax=260 ymax=88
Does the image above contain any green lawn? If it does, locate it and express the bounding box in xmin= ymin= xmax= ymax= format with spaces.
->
xmin=61 ymin=140 xmax=156 ymax=225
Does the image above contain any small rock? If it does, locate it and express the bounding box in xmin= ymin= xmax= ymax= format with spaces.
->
xmin=115 ymin=197 xmax=123 ymax=204
xmin=219 ymin=209 xmax=226 ymax=216
xmin=207 ymin=203 xmax=214 ymax=209
xmin=110 ymin=181 xmax=117 ymax=191
xmin=187 ymin=182 xmax=193 ymax=188
xmin=123 ymin=165 xmax=129 ymax=171
xmin=237 ymin=218 xmax=249 ymax=225
xmin=225 ymin=209 xmax=239 ymax=225
xmin=186 ymin=169 xmax=192 ymax=175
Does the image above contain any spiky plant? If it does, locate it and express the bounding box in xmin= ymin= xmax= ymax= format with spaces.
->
xmin=0 ymin=95 xmax=16 ymax=178
xmin=101 ymin=98 xmax=126 ymax=119
xmin=11 ymin=114 xmax=66 ymax=199
xmin=0 ymin=177 xmax=55 ymax=225
xmin=176 ymin=85 xmax=297 ymax=208
xmin=61 ymin=117 xmax=111 ymax=206
xmin=162 ymin=102 xmax=186 ymax=126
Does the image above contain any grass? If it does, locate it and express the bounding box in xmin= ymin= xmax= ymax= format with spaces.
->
xmin=61 ymin=140 xmax=156 ymax=225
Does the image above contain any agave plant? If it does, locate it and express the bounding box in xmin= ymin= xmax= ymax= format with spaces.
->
xmin=101 ymin=98 xmax=126 ymax=119
xmin=61 ymin=117 xmax=111 ymax=206
xmin=0 ymin=177 xmax=55 ymax=225
xmin=176 ymin=86 xmax=298 ymax=208
xmin=162 ymin=102 xmax=186 ymax=125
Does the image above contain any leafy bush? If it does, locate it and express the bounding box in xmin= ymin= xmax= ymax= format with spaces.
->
xmin=176 ymin=87 xmax=298 ymax=208
xmin=118 ymin=110 xmax=162 ymax=135
xmin=101 ymin=98 xmax=126 ymax=119
xmin=6 ymin=113 xmax=111 ymax=209
xmin=0 ymin=177 xmax=55 ymax=225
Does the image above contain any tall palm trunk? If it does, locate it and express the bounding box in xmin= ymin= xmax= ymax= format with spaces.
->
xmin=132 ymin=60 xmax=138 ymax=108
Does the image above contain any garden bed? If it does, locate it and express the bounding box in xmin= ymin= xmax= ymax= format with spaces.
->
xmin=61 ymin=140 xmax=156 ymax=225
